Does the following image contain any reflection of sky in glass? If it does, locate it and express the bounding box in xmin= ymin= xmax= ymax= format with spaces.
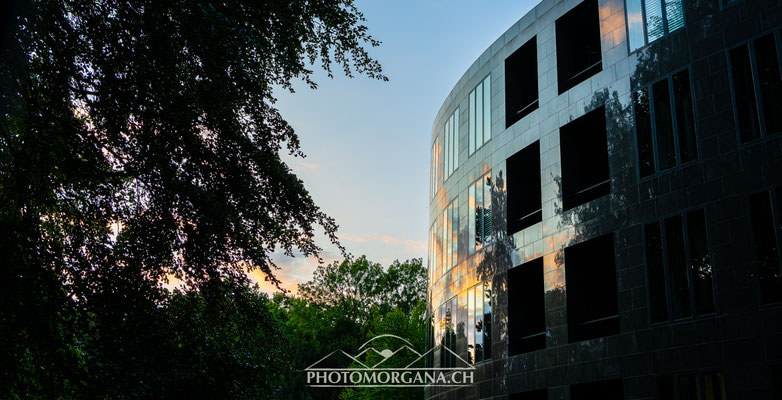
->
xmin=626 ymin=0 xmax=645 ymax=51
xmin=645 ymin=0 xmax=665 ymax=42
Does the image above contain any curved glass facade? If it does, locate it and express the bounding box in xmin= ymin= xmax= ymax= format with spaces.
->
xmin=427 ymin=0 xmax=782 ymax=398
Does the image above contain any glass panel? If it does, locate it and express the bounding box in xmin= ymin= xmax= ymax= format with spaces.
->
xmin=484 ymin=173 xmax=493 ymax=244
xmin=729 ymin=44 xmax=762 ymax=142
xmin=483 ymin=76 xmax=491 ymax=145
xmin=626 ymin=0 xmax=645 ymax=51
xmin=476 ymin=82 xmax=484 ymax=149
xmin=645 ymin=0 xmax=665 ymax=42
xmin=653 ymin=78 xmax=676 ymax=170
xmin=634 ymin=88 xmax=656 ymax=177
xmin=469 ymin=184 xmax=476 ymax=255
xmin=467 ymin=288 xmax=475 ymax=364
xmin=443 ymin=209 xmax=448 ymax=271
xmin=687 ymin=210 xmax=715 ymax=315
xmin=454 ymin=109 xmax=460 ymax=169
xmin=483 ymin=281 xmax=492 ymax=360
xmin=476 ymin=178 xmax=484 ymax=249
xmin=754 ymin=34 xmax=782 ymax=135
xmin=474 ymin=284 xmax=484 ymax=363
xmin=457 ymin=291 xmax=468 ymax=362
xmin=678 ymin=374 xmax=700 ymax=400
xmin=673 ymin=69 xmax=697 ymax=163
xmin=665 ymin=215 xmax=692 ymax=319
xmin=452 ymin=202 xmax=458 ymax=267
xmin=445 ymin=119 xmax=450 ymax=177
xmin=665 ymin=0 xmax=685 ymax=32
xmin=749 ymin=191 xmax=782 ymax=303
xmin=646 ymin=222 xmax=668 ymax=322
xmin=469 ymin=90 xmax=476 ymax=154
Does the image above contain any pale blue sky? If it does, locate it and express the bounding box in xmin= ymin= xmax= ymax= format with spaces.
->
xmin=257 ymin=0 xmax=539 ymax=292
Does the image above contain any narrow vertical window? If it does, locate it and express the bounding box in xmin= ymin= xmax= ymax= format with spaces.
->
xmin=475 ymin=176 xmax=484 ymax=250
xmin=749 ymin=190 xmax=782 ymax=304
xmin=469 ymin=172 xmax=493 ymax=254
xmin=469 ymin=76 xmax=492 ymax=154
xmin=451 ymin=201 xmax=458 ymax=268
xmin=507 ymin=141 xmax=542 ymax=234
xmin=665 ymin=215 xmax=691 ymax=319
xmin=483 ymin=281 xmax=492 ymax=360
xmin=508 ymin=257 xmax=546 ymax=355
xmin=483 ymin=76 xmax=491 ymax=145
xmin=634 ymin=88 xmax=656 ymax=177
xmin=467 ymin=287 xmax=475 ymax=364
xmin=673 ymin=70 xmax=697 ymax=162
xmin=754 ymin=34 xmax=782 ymax=135
xmin=469 ymin=90 xmax=476 ymax=154
xmin=474 ymin=284 xmax=484 ymax=362
xmin=505 ymin=37 xmax=539 ymax=128
xmin=730 ymin=44 xmax=762 ymax=142
xmin=687 ymin=209 xmax=715 ymax=315
xmin=445 ymin=108 xmax=460 ymax=179
xmin=483 ymin=173 xmax=493 ymax=243
xmin=653 ymin=78 xmax=676 ymax=170
xmin=645 ymin=221 xmax=668 ymax=322
xmin=625 ymin=0 xmax=646 ymax=52
xmin=469 ymin=184 xmax=476 ymax=255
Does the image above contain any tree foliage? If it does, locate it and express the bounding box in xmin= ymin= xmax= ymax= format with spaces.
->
xmin=271 ymin=256 xmax=428 ymax=400
xmin=0 ymin=0 xmax=385 ymax=397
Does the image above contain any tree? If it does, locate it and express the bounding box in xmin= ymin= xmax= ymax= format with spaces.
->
xmin=0 ymin=0 xmax=385 ymax=397
xmin=271 ymin=256 xmax=427 ymax=400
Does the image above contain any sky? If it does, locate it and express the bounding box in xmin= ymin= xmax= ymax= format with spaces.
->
xmin=253 ymin=0 xmax=539 ymax=293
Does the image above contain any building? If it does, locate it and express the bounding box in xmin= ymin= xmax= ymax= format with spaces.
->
xmin=425 ymin=0 xmax=782 ymax=398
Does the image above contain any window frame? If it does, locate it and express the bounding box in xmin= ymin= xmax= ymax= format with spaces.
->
xmin=633 ymin=66 xmax=700 ymax=182
xmin=726 ymin=30 xmax=782 ymax=146
xmin=468 ymin=74 xmax=492 ymax=156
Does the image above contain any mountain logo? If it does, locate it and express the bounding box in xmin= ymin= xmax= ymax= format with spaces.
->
xmin=305 ymin=334 xmax=474 ymax=388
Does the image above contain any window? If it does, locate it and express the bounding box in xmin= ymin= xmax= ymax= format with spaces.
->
xmin=729 ymin=32 xmax=782 ymax=143
xmin=644 ymin=209 xmax=716 ymax=322
xmin=624 ymin=0 xmax=685 ymax=52
xmin=443 ymin=200 xmax=458 ymax=273
xmin=565 ymin=234 xmax=619 ymax=342
xmin=571 ymin=379 xmax=624 ymax=400
xmin=465 ymin=282 xmax=491 ymax=364
xmin=430 ymin=135 xmax=441 ymax=198
xmin=428 ymin=224 xmax=436 ymax=283
xmin=469 ymin=76 xmax=492 ymax=155
xmin=438 ymin=297 xmax=457 ymax=368
xmin=505 ymin=36 xmax=539 ymax=128
xmin=444 ymin=108 xmax=460 ymax=179
xmin=560 ymin=106 xmax=610 ymax=211
xmin=634 ymin=68 xmax=698 ymax=178
xmin=657 ymin=371 xmax=726 ymax=400
xmin=510 ymin=389 xmax=547 ymax=400
xmin=508 ymin=257 xmax=546 ymax=355
xmin=507 ymin=141 xmax=542 ymax=235
xmin=749 ymin=188 xmax=782 ymax=304
xmin=556 ymin=0 xmax=602 ymax=94
xmin=469 ymin=172 xmax=493 ymax=255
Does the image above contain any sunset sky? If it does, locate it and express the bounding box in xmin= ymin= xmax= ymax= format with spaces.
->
xmin=255 ymin=0 xmax=538 ymax=292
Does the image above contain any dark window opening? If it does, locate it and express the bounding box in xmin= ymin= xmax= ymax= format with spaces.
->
xmin=483 ymin=281 xmax=492 ymax=360
xmin=634 ymin=88 xmax=656 ymax=177
xmin=653 ymin=78 xmax=676 ymax=170
xmin=673 ymin=70 xmax=698 ymax=163
xmin=505 ymin=36 xmax=539 ymax=128
xmin=729 ymin=32 xmax=782 ymax=143
xmin=565 ymin=234 xmax=619 ymax=342
xmin=773 ymin=365 xmax=782 ymax=400
xmin=510 ymin=388 xmax=547 ymax=400
xmin=644 ymin=209 xmax=716 ymax=323
xmin=571 ymin=379 xmax=624 ymax=399
xmin=560 ymin=106 xmax=610 ymax=211
xmin=556 ymin=0 xmax=602 ymax=94
xmin=749 ymin=189 xmax=782 ymax=304
xmin=507 ymin=141 xmax=542 ymax=234
xmin=508 ymin=258 xmax=546 ymax=355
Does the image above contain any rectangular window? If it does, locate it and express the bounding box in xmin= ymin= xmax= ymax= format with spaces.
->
xmin=443 ymin=200 xmax=459 ymax=273
xmin=560 ymin=106 xmax=610 ymax=211
xmin=565 ymin=233 xmax=619 ymax=342
xmin=508 ymin=257 xmax=546 ymax=355
xmin=470 ymin=172 xmax=493 ymax=254
xmin=634 ymin=68 xmax=698 ymax=178
xmin=444 ymin=108 xmax=460 ymax=179
xmin=556 ymin=0 xmax=602 ymax=93
xmin=430 ymin=137 xmax=440 ymax=198
xmin=749 ymin=189 xmax=782 ymax=304
xmin=729 ymin=32 xmax=782 ymax=143
xmin=428 ymin=225 xmax=436 ymax=283
xmin=467 ymin=287 xmax=475 ymax=363
xmin=483 ymin=281 xmax=492 ymax=360
xmin=507 ymin=141 xmax=542 ymax=235
xmin=624 ymin=0 xmax=686 ymax=52
xmin=469 ymin=76 xmax=492 ymax=154
xmin=505 ymin=36 xmax=539 ymax=128
xmin=571 ymin=379 xmax=624 ymax=400
xmin=644 ymin=209 xmax=716 ymax=323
